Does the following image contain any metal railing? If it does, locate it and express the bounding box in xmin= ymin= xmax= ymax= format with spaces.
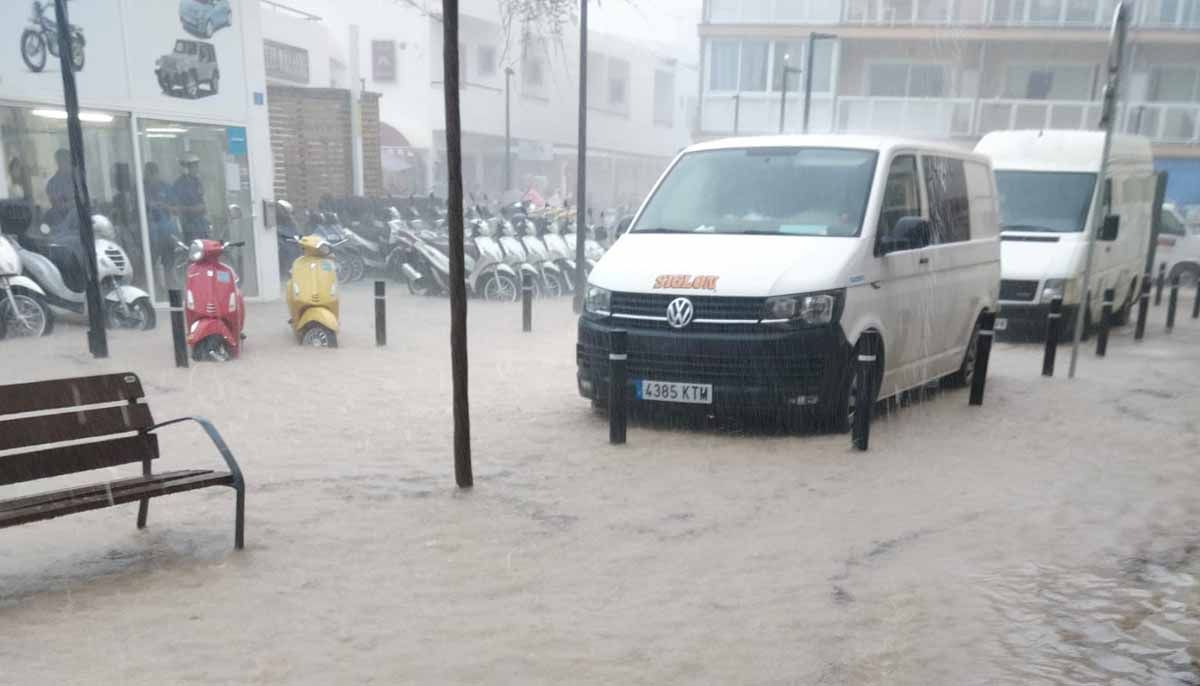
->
xmin=835 ymin=96 xmax=975 ymax=136
xmin=1124 ymin=102 xmax=1200 ymax=143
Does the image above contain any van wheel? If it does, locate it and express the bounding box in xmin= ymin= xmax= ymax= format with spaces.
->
xmin=944 ymin=315 xmax=983 ymax=388
xmin=1112 ymin=278 xmax=1137 ymax=325
xmin=809 ymin=343 xmax=876 ymax=434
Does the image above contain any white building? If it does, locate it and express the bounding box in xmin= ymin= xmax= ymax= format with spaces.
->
xmin=260 ymin=0 xmax=699 ymax=209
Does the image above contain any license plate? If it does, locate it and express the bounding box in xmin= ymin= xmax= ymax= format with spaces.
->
xmin=994 ymin=318 xmax=1008 ymax=331
xmin=636 ymin=380 xmax=713 ymax=405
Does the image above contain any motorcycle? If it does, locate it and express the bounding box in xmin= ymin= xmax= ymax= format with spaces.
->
xmin=536 ymin=213 xmax=578 ymax=292
xmin=21 ymin=0 xmax=85 ymax=73
xmin=17 ymin=213 xmax=156 ymax=330
xmin=285 ymin=235 xmax=340 ymax=347
xmin=495 ymin=216 xmax=542 ymax=297
xmin=341 ymin=208 xmax=399 ymax=279
xmin=309 ymin=211 xmax=364 ymax=283
xmin=562 ymin=215 xmax=606 ymax=277
xmin=182 ymin=239 xmax=245 ymax=361
xmin=515 ymin=214 xmax=566 ymax=297
xmin=0 ymin=232 xmax=54 ymax=338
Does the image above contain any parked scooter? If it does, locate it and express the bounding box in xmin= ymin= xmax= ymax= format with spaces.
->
xmin=18 ymin=213 xmax=156 ymax=329
xmin=0 ymin=233 xmax=53 ymax=338
xmin=307 ymin=211 xmax=363 ymax=283
xmin=21 ymin=0 xmax=85 ymax=74
xmin=536 ymin=213 xmax=577 ymax=291
xmin=515 ymin=214 xmax=566 ymax=297
xmin=181 ymin=239 xmax=245 ymax=361
xmin=562 ymin=214 xmax=607 ymax=277
xmin=495 ymin=216 xmax=542 ymax=296
xmin=285 ymin=235 xmax=340 ymax=347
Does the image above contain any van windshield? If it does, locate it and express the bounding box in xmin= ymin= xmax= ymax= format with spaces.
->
xmin=995 ymin=170 xmax=1096 ymax=233
xmin=631 ymin=147 xmax=877 ymax=237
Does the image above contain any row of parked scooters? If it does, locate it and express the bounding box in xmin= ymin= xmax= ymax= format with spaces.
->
xmin=276 ymin=197 xmax=621 ymax=302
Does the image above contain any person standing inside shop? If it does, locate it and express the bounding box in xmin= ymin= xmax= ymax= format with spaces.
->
xmin=173 ymin=153 xmax=209 ymax=242
xmin=44 ymin=148 xmax=73 ymax=226
xmin=143 ymin=161 xmax=178 ymax=284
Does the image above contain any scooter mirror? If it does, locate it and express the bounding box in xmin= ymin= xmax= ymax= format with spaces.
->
xmin=228 ymin=204 xmax=243 ymax=221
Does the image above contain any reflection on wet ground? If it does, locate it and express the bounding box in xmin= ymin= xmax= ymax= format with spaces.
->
xmin=981 ymin=552 xmax=1200 ymax=685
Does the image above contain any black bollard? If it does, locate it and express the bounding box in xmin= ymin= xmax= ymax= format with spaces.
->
xmin=168 ymin=289 xmax=188 ymax=368
xmin=851 ymin=331 xmax=880 ymax=451
xmin=608 ymin=329 xmax=627 ymax=445
xmin=1193 ymin=279 xmax=1199 ymax=320
xmin=1096 ymin=288 xmax=1114 ymax=357
xmin=1166 ymin=275 xmax=1180 ymax=331
xmin=1135 ymin=274 xmax=1151 ymax=341
xmin=521 ymin=272 xmax=533 ymax=332
xmin=1042 ymin=297 xmax=1062 ymax=376
xmin=374 ymin=280 xmax=387 ymax=347
xmin=1080 ymin=291 xmax=1092 ymax=342
xmin=969 ymin=312 xmax=996 ymax=407
xmin=1155 ymin=263 xmax=1166 ymax=305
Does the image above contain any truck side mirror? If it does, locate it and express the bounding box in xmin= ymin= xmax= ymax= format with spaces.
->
xmin=1100 ymin=214 xmax=1120 ymax=241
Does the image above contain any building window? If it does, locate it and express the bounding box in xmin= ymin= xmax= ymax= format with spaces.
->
xmin=588 ymin=51 xmax=607 ymax=105
xmin=707 ymin=39 xmax=769 ymax=93
xmin=1149 ymin=66 xmax=1199 ymax=102
xmin=867 ymin=63 xmax=946 ymax=98
xmin=771 ymin=40 xmax=804 ymax=92
xmin=522 ymin=45 xmax=546 ymax=94
xmin=1004 ymin=65 xmax=1093 ymax=100
xmin=654 ymin=69 xmax=675 ymax=126
xmin=608 ymin=58 xmax=630 ymax=110
xmin=477 ymin=45 xmax=496 ymax=78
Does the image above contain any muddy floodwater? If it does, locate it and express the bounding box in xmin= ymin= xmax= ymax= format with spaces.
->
xmin=1 ymin=286 xmax=1198 ymax=684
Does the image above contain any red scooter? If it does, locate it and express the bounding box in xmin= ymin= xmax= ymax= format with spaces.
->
xmin=182 ymin=239 xmax=245 ymax=361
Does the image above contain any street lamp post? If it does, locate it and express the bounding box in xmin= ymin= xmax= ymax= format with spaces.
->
xmin=778 ymin=55 xmax=801 ymax=134
xmin=802 ymin=32 xmax=837 ymax=134
xmin=732 ymin=93 xmax=741 ymax=135
xmin=504 ymin=66 xmax=514 ymax=191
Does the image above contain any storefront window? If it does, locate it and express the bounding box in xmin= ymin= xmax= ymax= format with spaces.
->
xmin=0 ymin=105 xmax=146 ymax=290
xmin=137 ymin=119 xmax=258 ymax=300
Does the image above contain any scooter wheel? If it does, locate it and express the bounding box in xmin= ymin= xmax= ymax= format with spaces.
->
xmin=300 ymin=323 xmax=337 ymax=348
xmin=106 ymin=297 xmax=157 ymax=330
xmin=193 ymin=335 xmax=232 ymax=362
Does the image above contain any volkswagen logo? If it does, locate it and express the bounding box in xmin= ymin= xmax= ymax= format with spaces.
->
xmin=666 ymin=297 xmax=694 ymax=329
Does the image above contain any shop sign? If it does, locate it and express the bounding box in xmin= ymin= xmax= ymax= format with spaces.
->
xmin=264 ymin=40 xmax=310 ymax=84
xmin=372 ymin=41 xmax=396 ymax=83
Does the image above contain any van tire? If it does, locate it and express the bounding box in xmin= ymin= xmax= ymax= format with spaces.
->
xmin=1112 ymin=277 xmax=1137 ymax=325
xmin=809 ymin=340 xmax=878 ymax=434
xmin=943 ymin=314 xmax=983 ymax=388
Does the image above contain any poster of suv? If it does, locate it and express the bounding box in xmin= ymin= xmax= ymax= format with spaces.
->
xmin=156 ymin=39 xmax=219 ymax=99
xmin=20 ymin=0 xmax=86 ymax=73
xmin=179 ymin=0 xmax=232 ymax=39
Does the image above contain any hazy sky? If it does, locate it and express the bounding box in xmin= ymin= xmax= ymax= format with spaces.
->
xmin=588 ymin=0 xmax=702 ymax=59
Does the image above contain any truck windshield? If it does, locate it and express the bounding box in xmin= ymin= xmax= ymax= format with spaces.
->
xmin=631 ymin=147 xmax=877 ymax=237
xmin=995 ymin=170 xmax=1096 ymax=233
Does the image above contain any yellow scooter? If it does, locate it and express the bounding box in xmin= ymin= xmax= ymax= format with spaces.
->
xmin=285 ymin=235 xmax=340 ymax=347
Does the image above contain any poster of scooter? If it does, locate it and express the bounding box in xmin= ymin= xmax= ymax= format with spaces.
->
xmin=0 ymin=0 xmax=249 ymax=119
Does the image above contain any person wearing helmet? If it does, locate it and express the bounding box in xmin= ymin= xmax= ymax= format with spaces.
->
xmin=172 ymin=152 xmax=209 ymax=242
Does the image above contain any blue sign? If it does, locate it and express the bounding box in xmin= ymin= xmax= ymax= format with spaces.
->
xmin=226 ymin=127 xmax=247 ymax=156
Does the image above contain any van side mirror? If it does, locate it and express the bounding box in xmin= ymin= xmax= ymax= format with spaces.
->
xmin=1100 ymin=214 xmax=1119 ymax=241
xmin=879 ymin=216 xmax=930 ymax=255
xmin=227 ymin=204 xmax=243 ymax=221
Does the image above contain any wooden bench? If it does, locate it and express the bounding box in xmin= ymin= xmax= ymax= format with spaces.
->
xmin=0 ymin=372 xmax=245 ymax=549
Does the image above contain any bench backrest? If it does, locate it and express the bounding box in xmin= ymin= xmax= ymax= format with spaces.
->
xmin=0 ymin=373 xmax=157 ymax=486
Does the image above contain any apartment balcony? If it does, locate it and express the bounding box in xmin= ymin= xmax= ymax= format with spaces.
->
xmin=704 ymin=0 xmax=1199 ymax=29
xmin=699 ymin=95 xmax=1200 ymax=146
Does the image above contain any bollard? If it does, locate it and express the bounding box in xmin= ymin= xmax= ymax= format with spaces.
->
xmin=608 ymin=329 xmax=627 ymax=445
xmin=168 ymin=289 xmax=188 ymax=368
xmin=1042 ymin=297 xmax=1062 ymax=376
xmin=1193 ymin=278 xmax=1200 ymax=320
xmin=1166 ymin=274 xmax=1180 ymax=331
xmin=1080 ymin=291 xmax=1092 ymax=342
xmin=374 ymin=280 xmax=387 ymax=347
xmin=851 ymin=331 xmax=880 ymax=451
xmin=1155 ymin=263 xmax=1166 ymax=305
xmin=522 ymin=272 xmax=533 ymax=333
xmin=1096 ymin=288 xmax=1114 ymax=357
xmin=1135 ymin=274 xmax=1151 ymax=340
xmin=969 ymin=311 xmax=996 ymax=406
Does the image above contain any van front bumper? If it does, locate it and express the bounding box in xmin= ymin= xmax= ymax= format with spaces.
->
xmin=576 ymin=316 xmax=851 ymax=410
xmin=997 ymin=302 xmax=1079 ymax=340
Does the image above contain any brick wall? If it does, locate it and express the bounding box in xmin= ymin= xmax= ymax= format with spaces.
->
xmin=267 ymin=85 xmax=384 ymax=209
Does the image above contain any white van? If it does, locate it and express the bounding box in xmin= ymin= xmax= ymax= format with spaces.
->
xmin=974 ymin=130 xmax=1156 ymax=333
xmin=576 ymin=135 xmax=1001 ymax=431
xmin=1157 ymin=203 xmax=1200 ymax=287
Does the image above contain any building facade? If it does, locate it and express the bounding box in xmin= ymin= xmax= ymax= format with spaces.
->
xmin=696 ymin=0 xmax=1200 ymax=213
xmin=0 ymin=0 xmax=277 ymax=302
xmin=260 ymin=0 xmax=699 ymax=210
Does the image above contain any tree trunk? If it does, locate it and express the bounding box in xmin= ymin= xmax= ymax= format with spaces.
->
xmin=442 ymin=0 xmax=472 ymax=488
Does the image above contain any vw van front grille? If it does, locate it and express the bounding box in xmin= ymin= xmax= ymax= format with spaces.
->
xmin=999 ymin=280 xmax=1039 ymax=302
xmin=610 ymin=292 xmax=765 ymax=322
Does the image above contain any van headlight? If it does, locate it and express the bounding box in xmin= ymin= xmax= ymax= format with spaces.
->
xmin=1042 ymin=278 xmax=1078 ymax=304
xmin=584 ymin=286 xmax=611 ymax=315
xmin=764 ymin=292 xmax=839 ymax=325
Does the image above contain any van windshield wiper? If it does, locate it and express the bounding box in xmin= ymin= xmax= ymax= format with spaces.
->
xmin=1001 ymin=223 xmax=1069 ymax=233
xmin=632 ymin=227 xmax=685 ymax=234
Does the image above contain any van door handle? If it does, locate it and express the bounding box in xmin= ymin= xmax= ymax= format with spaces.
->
xmin=918 ymin=257 xmax=930 ymax=265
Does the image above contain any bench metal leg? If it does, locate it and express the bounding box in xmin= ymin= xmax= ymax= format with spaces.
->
xmin=234 ymin=485 xmax=245 ymax=550
xmin=137 ymin=498 xmax=149 ymax=529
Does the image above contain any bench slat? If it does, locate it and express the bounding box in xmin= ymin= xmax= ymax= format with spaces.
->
xmin=0 ymin=435 xmax=158 ymax=486
xmin=0 ymin=469 xmax=210 ymax=512
xmin=0 ymin=403 xmax=154 ymax=452
xmin=0 ymin=373 xmax=145 ymax=416
xmin=0 ymin=471 xmax=234 ymax=529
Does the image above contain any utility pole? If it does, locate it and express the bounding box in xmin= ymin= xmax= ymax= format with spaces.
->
xmin=573 ymin=0 xmax=588 ymax=313
xmin=1069 ymin=1 xmax=1127 ymax=379
xmin=803 ymin=32 xmax=837 ymax=134
xmin=441 ymin=0 xmax=472 ymax=487
xmin=53 ymin=0 xmax=106 ymax=358
xmin=778 ymin=55 xmax=801 ymax=134
xmin=504 ymin=67 xmax=514 ymax=192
